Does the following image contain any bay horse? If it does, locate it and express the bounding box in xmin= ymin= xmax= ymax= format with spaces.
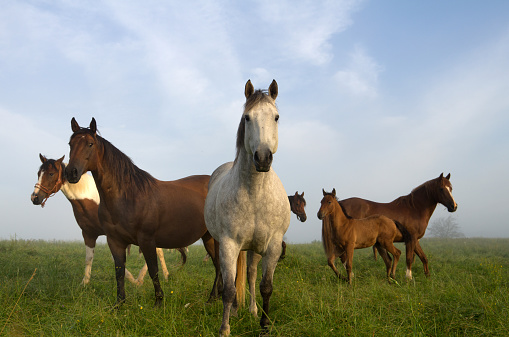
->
xmin=340 ymin=173 xmax=458 ymax=279
xmin=204 ymin=80 xmax=291 ymax=336
xmin=65 ymin=118 xmax=221 ymax=306
xmin=31 ymin=154 xmax=174 ymax=285
xmin=279 ymin=191 xmax=307 ymax=260
xmin=318 ymin=189 xmax=403 ymax=283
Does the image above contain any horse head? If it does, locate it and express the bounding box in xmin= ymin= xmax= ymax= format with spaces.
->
xmin=65 ymin=117 xmax=99 ymax=184
xmin=317 ymin=188 xmax=336 ymax=220
xmin=31 ymin=154 xmax=65 ymax=207
xmin=238 ymin=79 xmax=279 ymax=172
xmin=436 ymin=173 xmax=458 ymax=212
xmin=290 ymin=191 xmax=307 ymax=222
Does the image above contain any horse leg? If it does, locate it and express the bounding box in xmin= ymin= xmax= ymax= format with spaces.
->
xmin=202 ymin=232 xmax=222 ymax=301
xmin=278 ymin=241 xmax=286 ymax=261
xmin=415 ymin=240 xmax=430 ymax=277
xmin=345 ymin=245 xmax=354 ymax=284
xmin=247 ymin=250 xmax=262 ymax=318
xmin=107 ymin=237 xmax=127 ymax=305
xmin=81 ymin=233 xmax=98 ymax=285
xmin=380 ymin=241 xmax=401 ymax=280
xmin=133 ymin=264 xmax=147 ymax=285
xmin=375 ymin=242 xmax=393 ymax=280
xmin=218 ymin=240 xmax=240 ymax=337
xmin=328 ymin=254 xmax=342 ymax=279
xmin=138 ymin=240 xmax=164 ymax=307
xmin=156 ymin=248 xmax=169 ymax=280
xmin=177 ymin=247 xmax=187 ymax=265
xmin=259 ymin=241 xmax=282 ymax=331
xmin=405 ymin=239 xmax=417 ymax=280
xmin=372 ymin=246 xmax=378 ymax=260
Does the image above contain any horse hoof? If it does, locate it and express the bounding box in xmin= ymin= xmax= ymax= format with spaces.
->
xmin=219 ymin=325 xmax=230 ymax=337
xmin=154 ymin=298 xmax=163 ymax=308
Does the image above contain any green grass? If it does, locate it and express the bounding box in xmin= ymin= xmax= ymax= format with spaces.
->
xmin=0 ymin=238 xmax=508 ymax=336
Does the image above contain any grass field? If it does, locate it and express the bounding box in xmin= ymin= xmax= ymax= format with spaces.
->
xmin=1 ymin=238 xmax=508 ymax=336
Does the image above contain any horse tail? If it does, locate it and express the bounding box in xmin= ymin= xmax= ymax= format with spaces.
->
xmin=236 ymin=251 xmax=247 ymax=308
xmin=394 ymin=220 xmax=411 ymax=242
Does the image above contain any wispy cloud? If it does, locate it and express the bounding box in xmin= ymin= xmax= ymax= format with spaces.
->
xmin=334 ymin=45 xmax=383 ymax=98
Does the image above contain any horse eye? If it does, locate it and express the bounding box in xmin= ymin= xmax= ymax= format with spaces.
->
xmin=244 ymin=115 xmax=250 ymax=122
xmin=88 ymin=142 xmax=93 ymax=147
xmin=275 ymin=115 xmax=279 ymax=122
xmin=49 ymin=173 xmax=54 ymax=177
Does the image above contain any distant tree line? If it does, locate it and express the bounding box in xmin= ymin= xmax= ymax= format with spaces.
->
xmin=427 ymin=215 xmax=464 ymax=238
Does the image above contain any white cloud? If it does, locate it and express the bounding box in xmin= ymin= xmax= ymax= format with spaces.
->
xmin=334 ymin=45 xmax=383 ymax=98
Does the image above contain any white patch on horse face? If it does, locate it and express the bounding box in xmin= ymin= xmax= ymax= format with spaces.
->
xmin=445 ymin=186 xmax=457 ymax=208
xmin=33 ymin=170 xmax=45 ymax=194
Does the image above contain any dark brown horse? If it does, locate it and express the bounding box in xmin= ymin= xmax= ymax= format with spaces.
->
xmin=279 ymin=191 xmax=307 ymax=261
xmin=340 ymin=173 xmax=458 ymax=279
xmin=318 ymin=189 xmax=402 ymax=283
xmin=65 ymin=118 xmax=221 ymax=306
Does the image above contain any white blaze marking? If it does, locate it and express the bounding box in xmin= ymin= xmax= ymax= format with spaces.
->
xmin=33 ymin=170 xmax=45 ymax=194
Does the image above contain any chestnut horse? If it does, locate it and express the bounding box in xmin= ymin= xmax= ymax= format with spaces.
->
xmin=65 ymin=118 xmax=221 ymax=306
xmin=31 ymin=154 xmax=177 ymax=285
xmin=340 ymin=173 xmax=457 ymax=279
xmin=318 ymin=189 xmax=403 ymax=283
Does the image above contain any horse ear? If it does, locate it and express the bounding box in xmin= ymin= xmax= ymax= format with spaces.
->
xmin=245 ymin=80 xmax=254 ymax=99
xmin=439 ymin=172 xmax=444 ymax=179
xmin=71 ymin=117 xmax=80 ymax=133
xmin=269 ymin=79 xmax=278 ymax=100
xmin=322 ymin=188 xmax=326 ymax=196
xmin=332 ymin=188 xmax=336 ymax=197
xmin=90 ymin=118 xmax=97 ymax=134
xmin=56 ymin=155 xmax=65 ymax=164
xmin=301 ymin=191 xmax=304 ymax=197
xmin=446 ymin=173 xmax=451 ymax=180
xmin=39 ymin=153 xmax=47 ymax=163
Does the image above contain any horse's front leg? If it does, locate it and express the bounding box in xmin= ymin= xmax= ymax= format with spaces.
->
xmin=218 ymin=240 xmax=240 ymax=337
xmin=139 ymin=240 xmax=164 ymax=307
xmin=414 ymin=240 xmax=430 ymax=277
xmin=247 ymin=250 xmax=262 ymax=317
xmin=107 ymin=237 xmax=127 ymax=305
xmin=405 ymin=239 xmax=417 ymax=280
xmin=81 ymin=232 xmax=98 ymax=285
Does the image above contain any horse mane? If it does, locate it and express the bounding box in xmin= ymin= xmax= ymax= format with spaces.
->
xmin=395 ymin=176 xmax=443 ymax=208
xmin=70 ymin=128 xmax=156 ymax=197
xmin=234 ymin=89 xmax=277 ymax=163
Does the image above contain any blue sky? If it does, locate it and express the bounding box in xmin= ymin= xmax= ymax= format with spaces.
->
xmin=1 ymin=1 xmax=508 ymax=243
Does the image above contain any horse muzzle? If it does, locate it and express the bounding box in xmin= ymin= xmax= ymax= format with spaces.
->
xmin=253 ymin=149 xmax=273 ymax=172
xmin=297 ymin=213 xmax=307 ymax=222
xmin=31 ymin=192 xmax=41 ymax=205
xmin=65 ymin=166 xmax=81 ymax=184
xmin=448 ymin=203 xmax=458 ymax=212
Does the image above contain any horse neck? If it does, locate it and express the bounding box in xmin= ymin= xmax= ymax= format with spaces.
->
xmin=406 ymin=184 xmax=439 ymax=221
xmin=331 ymin=201 xmax=350 ymax=229
xmin=60 ymin=163 xmax=100 ymax=204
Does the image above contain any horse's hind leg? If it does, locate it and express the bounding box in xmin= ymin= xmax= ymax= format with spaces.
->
xmin=139 ymin=240 xmax=164 ymax=307
xmin=414 ymin=240 xmax=430 ymax=277
xmin=177 ymin=247 xmax=187 ymax=265
xmin=380 ymin=242 xmax=401 ymax=280
xmin=247 ymin=250 xmax=262 ymax=317
xmin=259 ymin=240 xmax=283 ymax=331
xmin=375 ymin=243 xmax=393 ymax=279
xmin=202 ymin=232 xmax=222 ymax=301
xmin=156 ymin=248 xmax=169 ymax=280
